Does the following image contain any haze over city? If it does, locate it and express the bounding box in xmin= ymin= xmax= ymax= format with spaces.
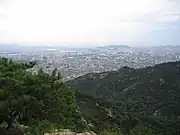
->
xmin=0 ymin=0 xmax=180 ymax=83
xmin=0 ymin=0 xmax=180 ymax=47
xmin=1 ymin=1 xmax=180 ymax=135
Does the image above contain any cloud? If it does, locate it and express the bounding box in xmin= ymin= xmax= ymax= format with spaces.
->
xmin=0 ymin=0 xmax=7 ymax=4
xmin=0 ymin=13 xmax=5 ymax=19
xmin=0 ymin=0 xmax=180 ymax=46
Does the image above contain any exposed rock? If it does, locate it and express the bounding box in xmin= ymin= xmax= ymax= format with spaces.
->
xmin=87 ymin=123 xmax=94 ymax=128
xmin=44 ymin=129 xmax=96 ymax=135
xmin=77 ymin=131 xmax=96 ymax=135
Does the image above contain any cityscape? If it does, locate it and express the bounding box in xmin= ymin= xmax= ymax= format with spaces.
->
xmin=1 ymin=45 xmax=180 ymax=81
xmin=1 ymin=0 xmax=180 ymax=134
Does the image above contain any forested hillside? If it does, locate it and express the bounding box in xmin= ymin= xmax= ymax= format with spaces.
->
xmin=68 ymin=62 xmax=180 ymax=134
xmin=0 ymin=57 xmax=180 ymax=135
xmin=0 ymin=57 xmax=87 ymax=135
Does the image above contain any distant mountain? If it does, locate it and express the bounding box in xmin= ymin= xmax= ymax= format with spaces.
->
xmin=68 ymin=61 xmax=180 ymax=133
xmin=0 ymin=44 xmax=26 ymax=53
xmin=97 ymin=45 xmax=131 ymax=49
xmin=106 ymin=45 xmax=131 ymax=48
xmin=0 ymin=44 xmax=60 ymax=53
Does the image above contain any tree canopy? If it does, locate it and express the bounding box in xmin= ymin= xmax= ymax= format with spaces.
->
xmin=1 ymin=57 xmax=179 ymax=135
xmin=0 ymin=57 xmax=86 ymax=134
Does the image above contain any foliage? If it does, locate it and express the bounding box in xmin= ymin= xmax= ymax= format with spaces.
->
xmin=28 ymin=120 xmax=56 ymax=135
xmin=69 ymin=61 xmax=180 ymax=134
xmin=99 ymin=127 xmax=158 ymax=135
xmin=1 ymin=57 xmax=180 ymax=135
xmin=0 ymin=57 xmax=86 ymax=134
xmin=100 ymin=128 xmax=123 ymax=135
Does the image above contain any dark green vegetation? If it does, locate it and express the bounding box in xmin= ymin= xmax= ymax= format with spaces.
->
xmin=68 ymin=62 xmax=180 ymax=134
xmin=0 ymin=57 xmax=180 ymax=135
xmin=0 ymin=57 xmax=86 ymax=135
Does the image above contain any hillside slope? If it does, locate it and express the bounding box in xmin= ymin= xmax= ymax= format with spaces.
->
xmin=0 ymin=57 xmax=87 ymax=134
xmin=1 ymin=57 xmax=180 ymax=134
xmin=68 ymin=62 xmax=180 ymax=133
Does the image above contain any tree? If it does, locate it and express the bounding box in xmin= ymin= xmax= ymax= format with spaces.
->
xmin=0 ymin=57 xmax=86 ymax=133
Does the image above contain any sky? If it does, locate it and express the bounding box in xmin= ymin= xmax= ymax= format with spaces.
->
xmin=0 ymin=0 xmax=180 ymax=47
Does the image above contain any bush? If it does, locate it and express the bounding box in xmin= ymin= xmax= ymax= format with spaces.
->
xmin=0 ymin=57 xmax=86 ymax=134
xmin=100 ymin=128 xmax=123 ymax=135
xmin=29 ymin=120 xmax=56 ymax=135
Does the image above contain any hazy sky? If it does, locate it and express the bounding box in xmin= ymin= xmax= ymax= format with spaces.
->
xmin=0 ymin=0 xmax=180 ymax=47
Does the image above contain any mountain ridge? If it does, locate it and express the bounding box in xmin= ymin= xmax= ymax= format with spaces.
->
xmin=68 ymin=61 xmax=180 ymax=133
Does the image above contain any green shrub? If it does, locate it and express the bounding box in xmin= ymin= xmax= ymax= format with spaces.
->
xmin=100 ymin=128 xmax=123 ymax=135
xmin=29 ymin=120 xmax=56 ymax=135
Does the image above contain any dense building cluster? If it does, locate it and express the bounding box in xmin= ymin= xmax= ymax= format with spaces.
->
xmin=1 ymin=45 xmax=180 ymax=81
